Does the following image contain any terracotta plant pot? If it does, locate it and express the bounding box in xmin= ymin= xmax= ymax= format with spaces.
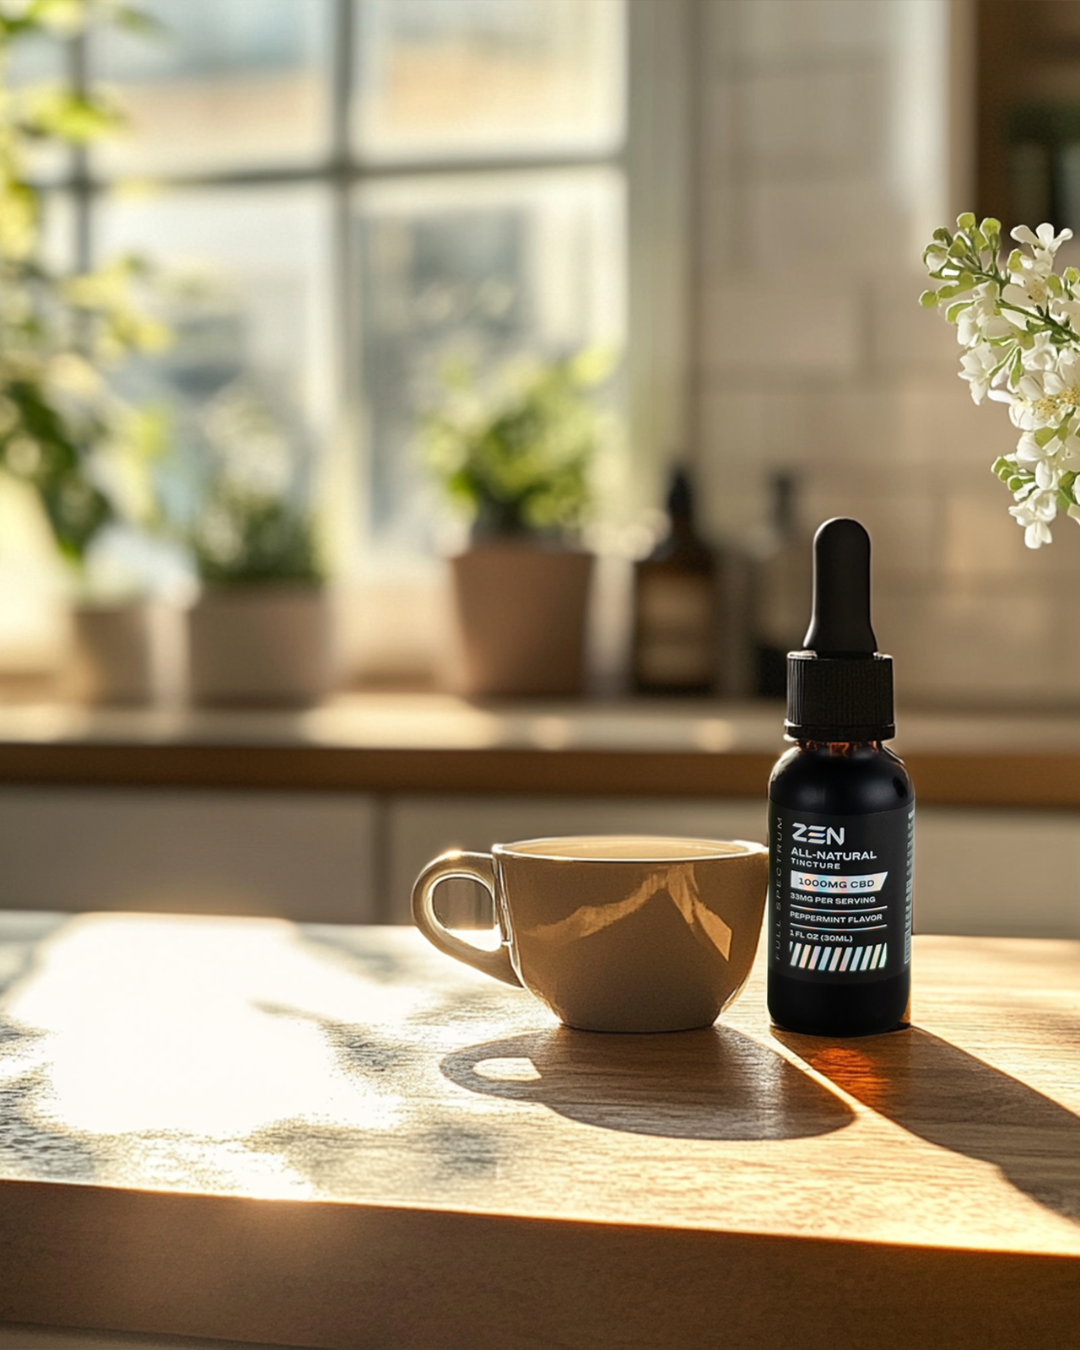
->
xmin=449 ymin=542 xmax=594 ymax=697
xmin=67 ymin=601 xmax=182 ymax=705
xmin=188 ymin=585 xmax=335 ymax=706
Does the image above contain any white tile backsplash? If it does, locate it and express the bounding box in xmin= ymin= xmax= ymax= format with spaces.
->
xmin=761 ymin=386 xmax=904 ymax=468
xmin=890 ymin=375 xmax=1012 ymax=468
xmin=740 ymin=175 xmax=898 ymax=273
xmin=705 ymin=276 xmax=863 ymax=376
xmin=694 ymin=0 xmax=1080 ymax=707
xmin=868 ymin=275 xmax=972 ymax=373
xmin=940 ymin=492 xmax=1044 ymax=584
xmin=716 ymin=0 xmax=896 ymax=68
xmin=881 ymin=591 xmax=1063 ymax=705
xmin=732 ymin=67 xmax=889 ymax=175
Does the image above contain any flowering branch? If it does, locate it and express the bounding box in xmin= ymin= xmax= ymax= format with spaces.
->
xmin=921 ymin=212 xmax=1080 ymax=548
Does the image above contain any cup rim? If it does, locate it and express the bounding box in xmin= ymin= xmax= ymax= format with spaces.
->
xmin=492 ymin=835 xmax=767 ymax=863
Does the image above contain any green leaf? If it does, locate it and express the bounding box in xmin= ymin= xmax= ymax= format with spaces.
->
xmin=920 ymin=289 xmax=940 ymax=308
xmin=111 ymin=6 xmax=169 ymax=37
xmin=20 ymin=87 xmax=126 ymax=144
xmin=19 ymin=0 xmax=86 ymax=38
xmin=956 ymin=212 xmax=977 ymax=231
xmin=567 ymin=345 xmax=617 ymax=387
xmin=420 ymin=347 xmax=609 ymax=537
xmin=0 ymin=2 xmax=169 ymax=567
xmin=192 ymin=494 xmax=324 ymax=586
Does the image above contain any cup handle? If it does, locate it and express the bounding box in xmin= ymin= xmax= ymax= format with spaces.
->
xmin=411 ymin=851 xmax=522 ymax=987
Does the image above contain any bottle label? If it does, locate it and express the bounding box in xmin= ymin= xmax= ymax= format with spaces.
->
xmin=636 ymin=574 xmax=714 ymax=684
xmin=768 ymin=802 xmax=913 ymax=982
xmin=639 ymin=574 xmax=713 ymax=631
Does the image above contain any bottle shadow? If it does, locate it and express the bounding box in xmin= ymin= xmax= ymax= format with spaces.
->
xmin=775 ymin=1025 xmax=1080 ymax=1224
xmin=440 ymin=1023 xmax=854 ymax=1141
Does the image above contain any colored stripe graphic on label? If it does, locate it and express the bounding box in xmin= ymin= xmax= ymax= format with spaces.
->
xmin=790 ymin=943 xmax=887 ymax=972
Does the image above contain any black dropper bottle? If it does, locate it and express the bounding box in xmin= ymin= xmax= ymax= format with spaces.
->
xmin=767 ymin=518 xmax=914 ymax=1037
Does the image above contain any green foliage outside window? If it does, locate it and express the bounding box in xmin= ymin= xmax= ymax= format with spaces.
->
xmin=184 ymin=375 xmax=324 ymax=587
xmin=0 ymin=0 xmax=168 ymax=567
xmin=422 ymin=347 xmax=615 ymax=541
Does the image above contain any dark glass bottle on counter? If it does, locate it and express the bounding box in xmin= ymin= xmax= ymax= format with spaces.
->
xmin=767 ymin=518 xmax=914 ymax=1037
xmin=755 ymin=472 xmax=811 ymax=698
xmin=631 ymin=468 xmax=717 ymax=695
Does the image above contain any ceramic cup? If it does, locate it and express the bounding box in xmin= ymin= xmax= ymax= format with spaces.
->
xmin=411 ymin=835 xmax=768 ymax=1033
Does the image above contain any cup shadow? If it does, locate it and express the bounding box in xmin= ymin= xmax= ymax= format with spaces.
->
xmin=776 ymin=1026 xmax=1080 ymax=1225
xmin=440 ymin=1024 xmax=855 ymax=1141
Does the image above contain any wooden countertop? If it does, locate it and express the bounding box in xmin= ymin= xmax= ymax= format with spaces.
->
xmin=0 ymin=913 xmax=1078 ymax=1348
xmin=0 ymin=693 xmax=1078 ymax=807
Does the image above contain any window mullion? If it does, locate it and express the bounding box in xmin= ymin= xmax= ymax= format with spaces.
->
xmin=69 ymin=29 xmax=92 ymax=271
xmin=328 ymin=0 xmax=366 ymax=573
xmin=330 ymin=0 xmax=355 ymax=398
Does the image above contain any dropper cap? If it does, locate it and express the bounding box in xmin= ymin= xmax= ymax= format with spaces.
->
xmin=785 ymin=518 xmax=895 ymax=741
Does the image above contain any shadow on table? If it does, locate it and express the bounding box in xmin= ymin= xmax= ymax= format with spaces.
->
xmin=441 ymin=1025 xmax=855 ymax=1141
xmin=776 ymin=1026 xmax=1080 ymax=1225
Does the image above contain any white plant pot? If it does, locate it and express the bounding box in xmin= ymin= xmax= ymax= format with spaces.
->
xmin=188 ymin=585 xmax=336 ymax=707
xmin=67 ymin=601 xmax=182 ymax=705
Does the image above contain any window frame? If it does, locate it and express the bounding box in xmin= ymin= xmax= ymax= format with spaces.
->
xmin=51 ymin=0 xmax=694 ymax=673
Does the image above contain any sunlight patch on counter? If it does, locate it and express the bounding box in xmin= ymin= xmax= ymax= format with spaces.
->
xmin=298 ymin=698 xmax=508 ymax=748
xmin=0 ymin=913 xmax=424 ymax=1143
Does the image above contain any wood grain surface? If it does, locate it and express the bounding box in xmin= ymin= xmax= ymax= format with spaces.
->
xmin=0 ymin=915 xmax=1078 ymax=1347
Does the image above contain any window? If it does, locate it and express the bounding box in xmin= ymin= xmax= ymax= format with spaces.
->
xmin=64 ymin=0 xmax=631 ymax=572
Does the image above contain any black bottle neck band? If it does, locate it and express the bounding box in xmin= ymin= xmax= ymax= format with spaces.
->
xmin=784 ymin=651 xmax=895 ymax=742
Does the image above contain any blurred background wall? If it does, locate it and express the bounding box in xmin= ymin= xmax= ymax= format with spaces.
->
xmin=0 ymin=0 xmax=1078 ymax=708
xmin=694 ymin=0 xmax=1080 ymax=708
xmin=0 ymin=0 xmax=1078 ymax=936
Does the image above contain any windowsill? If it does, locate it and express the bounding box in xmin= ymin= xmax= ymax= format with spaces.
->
xmin=0 ymin=688 xmax=1077 ymax=807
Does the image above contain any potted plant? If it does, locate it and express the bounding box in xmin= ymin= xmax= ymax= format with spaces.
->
xmin=183 ymin=377 xmax=334 ymax=706
xmin=423 ymin=349 xmax=613 ymax=697
xmin=0 ymin=1 xmax=175 ymax=702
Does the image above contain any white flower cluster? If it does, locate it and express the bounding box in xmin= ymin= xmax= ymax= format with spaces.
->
xmin=922 ymin=213 xmax=1080 ymax=548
